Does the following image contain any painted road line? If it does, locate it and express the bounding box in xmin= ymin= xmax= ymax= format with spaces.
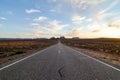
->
xmin=0 ymin=45 xmax=55 ymax=71
xmin=66 ymin=45 xmax=120 ymax=72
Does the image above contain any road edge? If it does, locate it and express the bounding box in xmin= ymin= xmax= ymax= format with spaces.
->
xmin=62 ymin=43 xmax=120 ymax=72
xmin=0 ymin=44 xmax=57 ymax=71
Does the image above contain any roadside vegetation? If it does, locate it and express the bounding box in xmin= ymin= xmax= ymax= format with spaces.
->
xmin=0 ymin=39 xmax=57 ymax=64
xmin=62 ymin=38 xmax=120 ymax=55
xmin=61 ymin=38 xmax=120 ymax=65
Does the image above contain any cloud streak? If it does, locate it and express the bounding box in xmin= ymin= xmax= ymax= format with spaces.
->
xmin=0 ymin=17 xmax=7 ymax=21
xmin=70 ymin=0 xmax=106 ymax=10
xmin=31 ymin=20 xmax=68 ymax=38
xmin=33 ymin=16 xmax=48 ymax=22
xmin=26 ymin=9 xmax=41 ymax=14
xmin=72 ymin=14 xmax=86 ymax=24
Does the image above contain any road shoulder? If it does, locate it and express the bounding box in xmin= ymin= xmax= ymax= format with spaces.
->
xmin=73 ymin=47 xmax=120 ymax=69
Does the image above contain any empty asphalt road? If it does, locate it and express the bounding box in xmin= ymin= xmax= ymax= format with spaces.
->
xmin=0 ymin=43 xmax=120 ymax=80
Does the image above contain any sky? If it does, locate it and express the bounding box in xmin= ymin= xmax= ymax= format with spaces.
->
xmin=0 ymin=0 xmax=120 ymax=38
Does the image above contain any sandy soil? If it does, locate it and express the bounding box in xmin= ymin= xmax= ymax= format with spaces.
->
xmin=74 ymin=47 xmax=120 ymax=66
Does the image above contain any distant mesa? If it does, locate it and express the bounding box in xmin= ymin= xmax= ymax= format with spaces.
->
xmin=72 ymin=37 xmax=80 ymax=40
xmin=60 ymin=36 xmax=66 ymax=40
xmin=50 ymin=36 xmax=66 ymax=40
xmin=50 ymin=37 xmax=56 ymax=40
xmin=50 ymin=37 xmax=59 ymax=40
xmin=50 ymin=36 xmax=80 ymax=40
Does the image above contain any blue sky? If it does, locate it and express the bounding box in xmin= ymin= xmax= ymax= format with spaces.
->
xmin=0 ymin=0 xmax=120 ymax=38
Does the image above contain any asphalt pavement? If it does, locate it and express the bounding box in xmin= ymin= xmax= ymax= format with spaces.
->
xmin=0 ymin=43 xmax=120 ymax=80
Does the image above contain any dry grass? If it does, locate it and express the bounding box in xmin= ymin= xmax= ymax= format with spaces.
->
xmin=0 ymin=39 xmax=57 ymax=64
xmin=62 ymin=38 xmax=120 ymax=55
xmin=74 ymin=48 xmax=120 ymax=66
xmin=62 ymin=38 xmax=120 ymax=65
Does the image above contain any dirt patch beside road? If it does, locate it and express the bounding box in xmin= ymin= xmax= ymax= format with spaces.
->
xmin=74 ymin=47 xmax=120 ymax=66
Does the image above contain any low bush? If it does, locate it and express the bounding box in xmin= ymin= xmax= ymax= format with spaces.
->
xmin=62 ymin=39 xmax=120 ymax=55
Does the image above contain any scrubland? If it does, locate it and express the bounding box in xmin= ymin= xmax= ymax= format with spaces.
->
xmin=0 ymin=39 xmax=57 ymax=64
xmin=62 ymin=38 xmax=120 ymax=65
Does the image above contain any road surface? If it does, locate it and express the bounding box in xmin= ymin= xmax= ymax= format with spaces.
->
xmin=0 ymin=43 xmax=120 ymax=80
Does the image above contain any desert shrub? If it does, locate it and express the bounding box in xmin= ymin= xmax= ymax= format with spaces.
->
xmin=0 ymin=54 xmax=7 ymax=58
xmin=0 ymin=39 xmax=57 ymax=58
xmin=61 ymin=39 xmax=120 ymax=55
xmin=7 ymin=52 xmax=16 ymax=56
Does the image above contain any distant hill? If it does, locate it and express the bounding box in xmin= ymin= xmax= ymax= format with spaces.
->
xmin=0 ymin=38 xmax=48 ymax=41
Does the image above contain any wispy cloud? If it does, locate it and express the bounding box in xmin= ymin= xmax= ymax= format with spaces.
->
xmin=65 ymin=27 xmax=85 ymax=38
xmin=31 ymin=23 xmax=40 ymax=26
xmin=1 ymin=0 xmax=120 ymax=38
xmin=50 ymin=0 xmax=106 ymax=14
xmin=38 ymin=0 xmax=120 ymax=38
xmin=70 ymin=0 xmax=106 ymax=10
xmin=49 ymin=9 xmax=56 ymax=12
xmin=26 ymin=9 xmax=41 ymax=14
xmin=94 ymin=0 xmax=119 ymax=22
xmin=71 ymin=14 xmax=86 ymax=24
xmin=33 ymin=16 xmax=48 ymax=22
xmin=108 ymin=19 xmax=120 ymax=28
xmin=31 ymin=20 xmax=68 ymax=38
xmin=92 ymin=29 xmax=100 ymax=33
xmin=99 ymin=0 xmax=119 ymax=14
xmin=66 ymin=19 xmax=120 ymax=38
xmin=44 ymin=20 xmax=68 ymax=33
xmin=0 ymin=17 xmax=7 ymax=21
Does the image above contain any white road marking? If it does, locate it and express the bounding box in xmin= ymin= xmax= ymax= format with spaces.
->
xmin=70 ymin=47 xmax=120 ymax=72
xmin=0 ymin=45 xmax=54 ymax=71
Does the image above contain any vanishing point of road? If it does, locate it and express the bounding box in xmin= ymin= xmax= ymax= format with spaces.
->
xmin=0 ymin=43 xmax=120 ymax=80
